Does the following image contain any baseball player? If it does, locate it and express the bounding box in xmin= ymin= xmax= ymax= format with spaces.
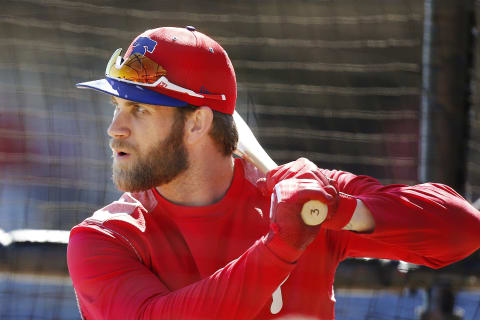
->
xmin=67 ymin=26 xmax=480 ymax=319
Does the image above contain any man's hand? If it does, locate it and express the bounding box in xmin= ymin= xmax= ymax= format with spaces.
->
xmin=267 ymin=179 xmax=329 ymax=251
xmin=258 ymin=158 xmax=329 ymax=196
xmin=259 ymin=158 xmax=358 ymax=231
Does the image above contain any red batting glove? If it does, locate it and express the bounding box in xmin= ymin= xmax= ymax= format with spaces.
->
xmin=258 ymin=158 xmax=358 ymax=231
xmin=258 ymin=158 xmax=330 ymax=196
xmin=266 ymin=179 xmax=331 ymax=252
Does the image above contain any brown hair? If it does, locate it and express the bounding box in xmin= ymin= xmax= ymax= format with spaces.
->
xmin=176 ymin=105 xmax=238 ymax=156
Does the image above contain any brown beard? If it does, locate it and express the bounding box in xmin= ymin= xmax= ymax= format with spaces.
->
xmin=111 ymin=112 xmax=189 ymax=192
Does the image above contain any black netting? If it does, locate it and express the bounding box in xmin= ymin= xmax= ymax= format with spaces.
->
xmin=1 ymin=0 xmax=479 ymax=319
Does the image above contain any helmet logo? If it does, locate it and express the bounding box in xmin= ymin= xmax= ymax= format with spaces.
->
xmin=131 ymin=37 xmax=157 ymax=56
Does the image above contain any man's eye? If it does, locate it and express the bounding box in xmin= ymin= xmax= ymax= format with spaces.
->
xmin=135 ymin=105 xmax=147 ymax=113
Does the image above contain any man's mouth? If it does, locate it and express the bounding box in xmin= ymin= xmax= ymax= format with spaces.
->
xmin=112 ymin=150 xmax=131 ymax=159
xmin=110 ymin=140 xmax=135 ymax=159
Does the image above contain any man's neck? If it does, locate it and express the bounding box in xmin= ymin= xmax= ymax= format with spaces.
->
xmin=156 ymin=154 xmax=236 ymax=207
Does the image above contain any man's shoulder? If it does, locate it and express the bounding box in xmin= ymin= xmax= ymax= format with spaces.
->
xmin=68 ymin=190 xmax=159 ymax=266
xmin=80 ymin=189 xmax=158 ymax=232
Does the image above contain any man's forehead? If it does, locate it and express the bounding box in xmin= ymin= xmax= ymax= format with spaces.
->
xmin=111 ymin=96 xmax=134 ymax=105
xmin=110 ymin=96 xmax=180 ymax=114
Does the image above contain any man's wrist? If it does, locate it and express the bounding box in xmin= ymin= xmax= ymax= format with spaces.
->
xmin=262 ymin=232 xmax=304 ymax=264
xmin=322 ymin=193 xmax=357 ymax=230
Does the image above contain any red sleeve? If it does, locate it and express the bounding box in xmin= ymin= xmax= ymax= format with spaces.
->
xmin=321 ymin=169 xmax=480 ymax=269
xmin=67 ymin=225 xmax=296 ymax=320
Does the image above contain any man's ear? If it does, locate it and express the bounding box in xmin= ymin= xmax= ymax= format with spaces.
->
xmin=184 ymin=106 xmax=213 ymax=145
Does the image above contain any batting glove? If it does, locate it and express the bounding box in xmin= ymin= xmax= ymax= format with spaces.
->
xmin=258 ymin=158 xmax=358 ymax=231
xmin=266 ymin=179 xmax=327 ymax=251
xmin=258 ymin=158 xmax=330 ymax=195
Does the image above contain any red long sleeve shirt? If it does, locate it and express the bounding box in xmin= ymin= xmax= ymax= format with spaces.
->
xmin=67 ymin=158 xmax=480 ymax=319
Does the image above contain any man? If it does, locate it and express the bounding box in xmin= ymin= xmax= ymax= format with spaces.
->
xmin=68 ymin=26 xmax=480 ymax=319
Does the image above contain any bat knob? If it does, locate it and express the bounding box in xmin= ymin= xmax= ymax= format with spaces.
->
xmin=301 ymin=200 xmax=328 ymax=226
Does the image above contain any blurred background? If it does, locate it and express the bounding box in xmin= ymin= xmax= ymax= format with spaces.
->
xmin=0 ymin=0 xmax=479 ymax=319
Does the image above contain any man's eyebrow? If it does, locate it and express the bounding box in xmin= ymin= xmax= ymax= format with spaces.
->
xmin=110 ymin=97 xmax=144 ymax=107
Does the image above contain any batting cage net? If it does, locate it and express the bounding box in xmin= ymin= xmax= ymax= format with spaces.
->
xmin=1 ymin=0 xmax=479 ymax=319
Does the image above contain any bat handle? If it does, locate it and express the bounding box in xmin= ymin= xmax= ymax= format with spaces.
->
xmin=301 ymin=200 xmax=328 ymax=226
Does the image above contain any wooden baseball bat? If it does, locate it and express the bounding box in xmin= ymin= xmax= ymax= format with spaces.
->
xmin=233 ymin=111 xmax=328 ymax=226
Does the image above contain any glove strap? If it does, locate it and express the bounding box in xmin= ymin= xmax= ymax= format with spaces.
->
xmin=322 ymin=193 xmax=357 ymax=230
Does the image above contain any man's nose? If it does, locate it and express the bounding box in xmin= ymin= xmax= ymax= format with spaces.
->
xmin=107 ymin=111 xmax=130 ymax=139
